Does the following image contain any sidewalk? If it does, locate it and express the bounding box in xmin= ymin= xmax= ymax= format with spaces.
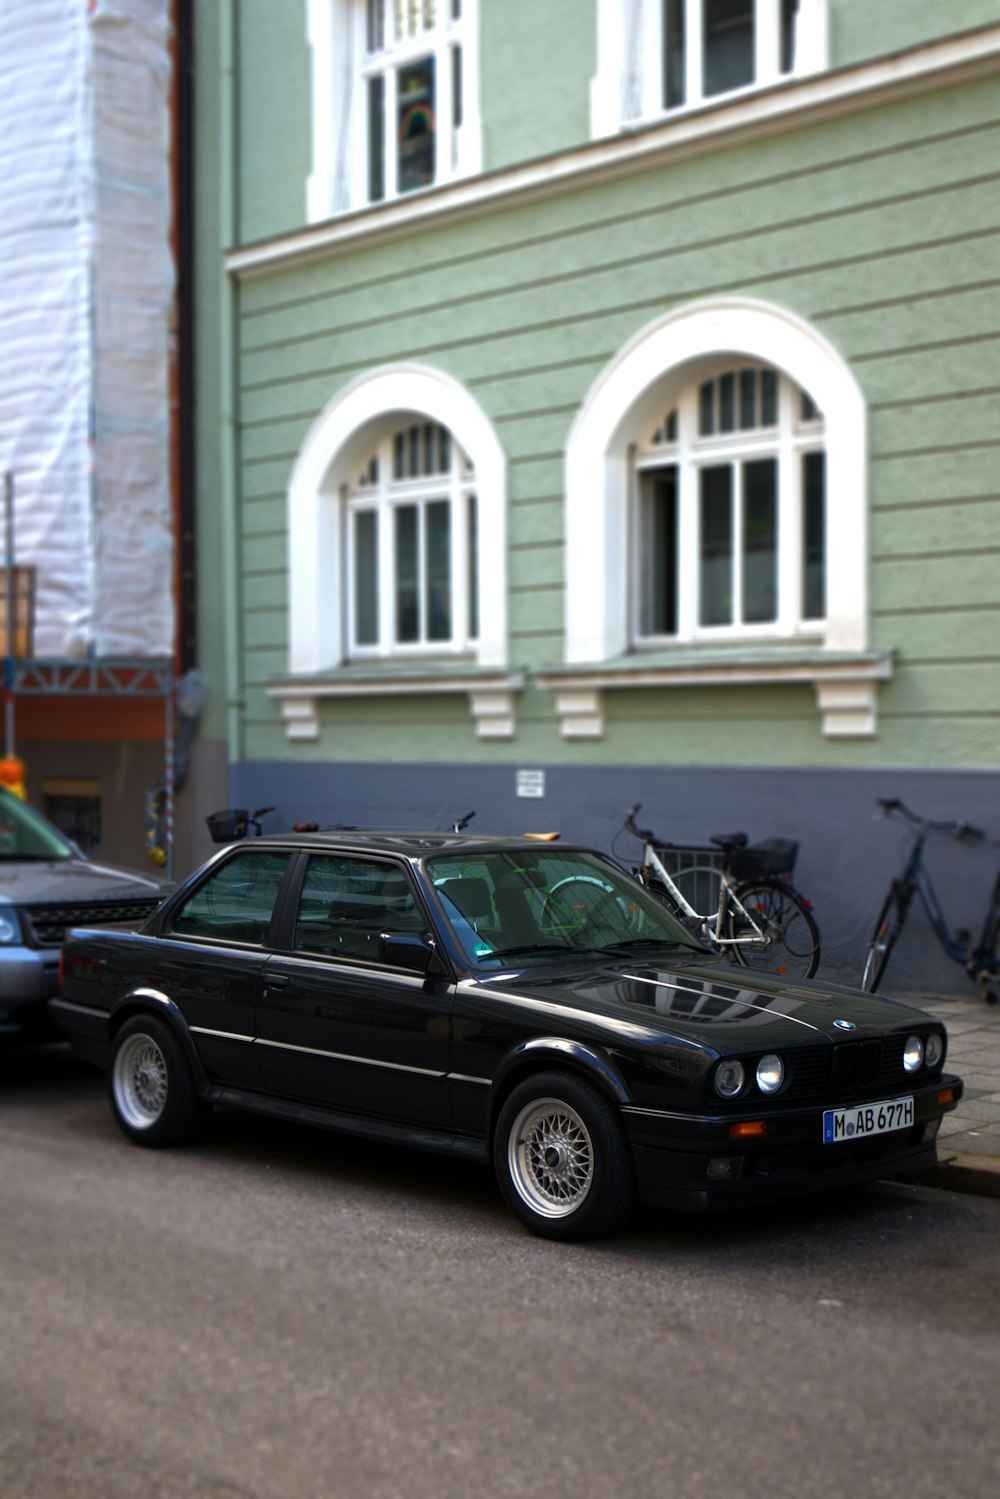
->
xmin=907 ymin=992 xmax=1000 ymax=1200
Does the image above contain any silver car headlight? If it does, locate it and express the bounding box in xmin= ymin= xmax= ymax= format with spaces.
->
xmin=715 ymin=1059 xmax=746 ymax=1099
xmin=756 ymin=1054 xmax=784 ymax=1094
xmin=0 ymin=910 xmax=21 ymax=945
xmin=903 ymin=1035 xmax=924 ymax=1072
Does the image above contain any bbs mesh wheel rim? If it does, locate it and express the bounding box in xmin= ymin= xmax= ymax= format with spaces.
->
xmin=113 ymin=1033 xmax=169 ymax=1130
xmin=507 ymin=1097 xmax=595 ymax=1219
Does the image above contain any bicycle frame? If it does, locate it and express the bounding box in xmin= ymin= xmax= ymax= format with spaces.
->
xmin=895 ymin=833 xmax=1000 ymax=974
xmin=638 ymin=840 xmax=769 ymax=951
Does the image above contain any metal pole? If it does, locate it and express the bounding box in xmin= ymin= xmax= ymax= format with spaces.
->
xmin=4 ymin=473 xmax=16 ymax=759
xmin=164 ymin=668 xmax=175 ymax=880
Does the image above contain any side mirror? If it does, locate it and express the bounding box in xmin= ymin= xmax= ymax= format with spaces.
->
xmin=378 ymin=932 xmax=437 ymax=973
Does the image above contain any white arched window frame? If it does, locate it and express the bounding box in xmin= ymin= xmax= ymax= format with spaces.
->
xmin=549 ymin=299 xmax=892 ymax=739
xmin=272 ymin=365 xmax=518 ymax=741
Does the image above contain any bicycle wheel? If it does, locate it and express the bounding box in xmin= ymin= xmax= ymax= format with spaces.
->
xmin=729 ymin=881 xmax=821 ymax=979
xmin=860 ymin=889 xmax=906 ymax=992
xmin=540 ymin=877 xmax=640 ymax=941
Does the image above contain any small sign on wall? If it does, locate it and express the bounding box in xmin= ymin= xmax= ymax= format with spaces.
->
xmin=516 ymin=769 xmax=546 ymax=799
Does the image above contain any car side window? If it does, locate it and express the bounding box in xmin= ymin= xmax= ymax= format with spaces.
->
xmin=293 ymin=855 xmax=425 ymax=962
xmin=170 ymin=851 xmax=292 ymax=944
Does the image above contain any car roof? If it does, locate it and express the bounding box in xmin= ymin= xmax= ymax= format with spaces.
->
xmin=250 ymin=830 xmax=584 ymax=859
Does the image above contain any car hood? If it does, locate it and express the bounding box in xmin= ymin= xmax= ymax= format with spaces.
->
xmin=0 ymin=858 xmax=169 ymax=905
xmin=468 ymin=953 xmax=927 ymax=1049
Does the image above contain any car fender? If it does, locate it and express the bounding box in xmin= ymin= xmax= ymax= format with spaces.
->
xmin=109 ymin=987 xmax=210 ymax=1093
xmin=489 ymin=1035 xmax=633 ymax=1123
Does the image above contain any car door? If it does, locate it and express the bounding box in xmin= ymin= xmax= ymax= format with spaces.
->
xmin=254 ymin=853 xmax=453 ymax=1129
xmin=156 ymin=847 xmax=295 ymax=1089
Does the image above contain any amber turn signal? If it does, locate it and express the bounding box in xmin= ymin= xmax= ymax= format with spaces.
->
xmin=729 ymin=1120 xmax=767 ymax=1140
xmin=937 ymin=1088 xmax=955 ymax=1105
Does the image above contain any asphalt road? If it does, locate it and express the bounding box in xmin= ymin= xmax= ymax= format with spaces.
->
xmin=3 ymin=1043 xmax=999 ymax=1499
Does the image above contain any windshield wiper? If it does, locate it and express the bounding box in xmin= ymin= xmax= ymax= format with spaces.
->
xmin=593 ymin=938 xmax=702 ymax=957
xmin=486 ymin=942 xmax=599 ymax=960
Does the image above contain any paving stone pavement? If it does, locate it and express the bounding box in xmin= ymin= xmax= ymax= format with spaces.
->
xmin=905 ymin=991 xmax=1000 ymax=1199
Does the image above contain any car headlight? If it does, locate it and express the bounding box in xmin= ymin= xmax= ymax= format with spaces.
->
xmin=924 ymin=1032 xmax=944 ymax=1069
xmin=0 ymin=910 xmax=21 ymax=945
xmin=756 ymin=1054 xmax=784 ymax=1094
xmin=715 ymin=1059 xmax=746 ymax=1099
xmin=903 ymin=1035 xmax=924 ymax=1072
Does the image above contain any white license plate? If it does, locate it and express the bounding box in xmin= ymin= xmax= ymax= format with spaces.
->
xmin=822 ymin=1095 xmax=914 ymax=1144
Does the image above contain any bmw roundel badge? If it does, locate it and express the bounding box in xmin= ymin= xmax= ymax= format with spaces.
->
xmin=833 ymin=1019 xmax=857 ymax=1031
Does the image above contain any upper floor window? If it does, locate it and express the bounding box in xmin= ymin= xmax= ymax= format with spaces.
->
xmin=309 ymin=1 xmax=480 ymax=219
xmin=594 ymin=0 xmax=828 ymax=134
xmin=345 ymin=419 xmax=478 ymax=656
xmin=632 ymin=362 xmax=825 ymax=643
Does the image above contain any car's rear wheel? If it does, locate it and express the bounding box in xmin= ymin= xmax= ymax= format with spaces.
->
xmin=110 ymin=1015 xmax=210 ymax=1147
xmin=494 ymin=1070 xmax=636 ymax=1241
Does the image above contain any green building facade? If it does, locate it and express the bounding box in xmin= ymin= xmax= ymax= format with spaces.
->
xmin=191 ymin=1 xmax=1000 ymax=993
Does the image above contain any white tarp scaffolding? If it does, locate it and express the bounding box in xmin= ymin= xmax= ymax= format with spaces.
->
xmin=0 ymin=0 xmax=174 ymax=658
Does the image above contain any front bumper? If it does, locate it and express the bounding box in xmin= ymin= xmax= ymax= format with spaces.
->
xmin=623 ymin=1073 xmax=963 ymax=1212
xmin=0 ymin=946 xmax=61 ymax=1039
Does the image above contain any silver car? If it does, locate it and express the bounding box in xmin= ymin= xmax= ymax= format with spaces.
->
xmin=0 ymin=788 xmax=170 ymax=1041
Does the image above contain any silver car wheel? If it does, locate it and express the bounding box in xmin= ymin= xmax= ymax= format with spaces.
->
xmin=507 ymin=1097 xmax=595 ymax=1219
xmin=112 ymin=1032 xmax=169 ymax=1130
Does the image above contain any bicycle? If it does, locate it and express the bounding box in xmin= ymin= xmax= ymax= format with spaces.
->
xmin=860 ymin=798 xmax=999 ymax=1002
xmin=622 ymin=804 xmax=821 ymax=978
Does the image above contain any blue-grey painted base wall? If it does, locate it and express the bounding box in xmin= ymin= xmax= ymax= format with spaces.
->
xmin=228 ymin=760 xmax=1000 ymax=1002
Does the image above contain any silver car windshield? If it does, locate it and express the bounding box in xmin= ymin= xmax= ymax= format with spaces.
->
xmin=0 ymin=787 xmax=76 ymax=860
xmin=424 ymin=847 xmax=702 ymax=969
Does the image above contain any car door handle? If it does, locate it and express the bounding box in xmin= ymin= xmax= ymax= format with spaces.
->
xmin=265 ymin=973 xmax=290 ymax=988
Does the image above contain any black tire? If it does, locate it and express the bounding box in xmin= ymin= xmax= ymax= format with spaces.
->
xmin=860 ymin=890 xmax=907 ymax=992
xmin=494 ymin=1070 xmax=636 ymax=1242
xmin=729 ymin=881 xmax=821 ymax=979
xmin=109 ymin=1015 xmax=211 ymax=1147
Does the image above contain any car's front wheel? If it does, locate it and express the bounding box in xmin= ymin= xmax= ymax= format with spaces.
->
xmin=494 ymin=1071 xmax=636 ymax=1241
xmin=109 ymin=1015 xmax=211 ymax=1147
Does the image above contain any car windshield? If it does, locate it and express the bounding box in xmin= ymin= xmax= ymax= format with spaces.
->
xmin=0 ymin=787 xmax=76 ymax=860
xmin=424 ymin=847 xmax=703 ymax=970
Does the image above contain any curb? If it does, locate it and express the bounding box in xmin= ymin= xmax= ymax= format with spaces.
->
xmin=929 ymin=1153 xmax=1000 ymax=1201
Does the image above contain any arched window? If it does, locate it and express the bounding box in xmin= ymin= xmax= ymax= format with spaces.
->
xmin=551 ymin=300 xmax=889 ymax=738
xmin=287 ymin=365 xmax=505 ymax=672
xmin=632 ymin=361 xmax=825 ymax=643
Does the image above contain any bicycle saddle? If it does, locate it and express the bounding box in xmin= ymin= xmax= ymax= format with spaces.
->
xmin=710 ymin=832 xmax=749 ymax=851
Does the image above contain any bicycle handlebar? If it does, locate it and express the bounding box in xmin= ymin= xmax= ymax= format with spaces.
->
xmin=624 ymin=803 xmax=656 ymax=844
xmin=875 ymin=797 xmax=985 ymax=841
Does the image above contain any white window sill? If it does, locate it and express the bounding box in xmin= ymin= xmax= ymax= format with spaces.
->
xmin=535 ymin=648 xmax=895 ymax=739
xmin=267 ymin=665 xmax=525 ymax=741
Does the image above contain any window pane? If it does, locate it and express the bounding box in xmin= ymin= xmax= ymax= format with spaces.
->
xmin=171 ymin=852 xmax=291 ymax=944
xmin=699 ymin=466 xmax=732 ymax=625
xmin=739 ymin=369 xmax=756 ymax=429
xmin=743 ymin=458 xmax=777 ymax=623
xmin=803 ymin=451 xmax=826 ymax=619
xmin=699 ymin=379 xmax=715 ymax=435
xmin=453 ymin=44 xmax=463 ymax=128
xmin=354 ymin=510 xmax=379 ymax=645
xmin=395 ymin=505 xmax=420 ymax=641
xmin=719 ymin=372 xmax=736 ymax=432
xmin=397 ymin=57 xmax=436 ymax=194
xmin=368 ymin=77 xmax=385 ymax=204
xmin=704 ymin=0 xmax=755 ymax=97
xmin=781 ymin=0 xmax=799 ymax=74
xmin=425 ymin=500 xmax=451 ymax=641
xmin=641 ymin=468 xmax=679 ymax=635
xmin=663 ymin=0 xmax=686 ymax=109
xmin=467 ymin=494 xmax=479 ymax=640
xmin=761 ymin=368 xmax=778 ymax=425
